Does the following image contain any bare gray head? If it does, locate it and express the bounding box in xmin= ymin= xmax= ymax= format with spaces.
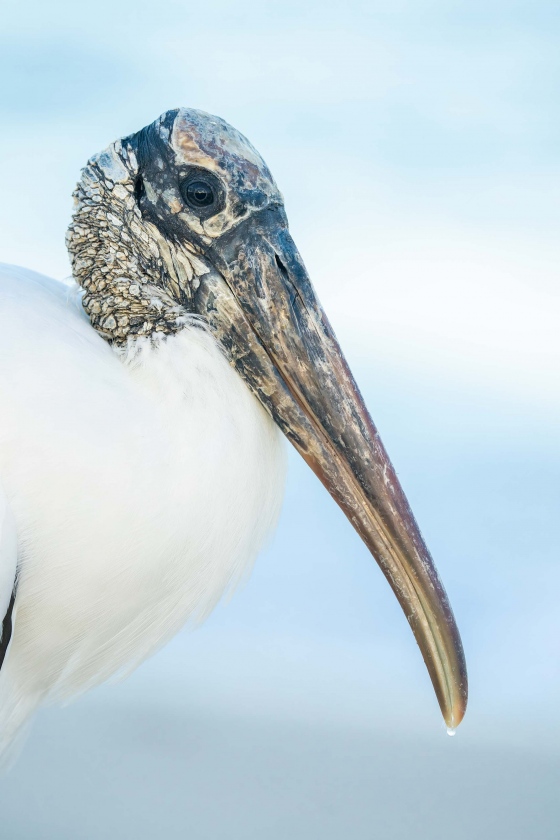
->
xmin=67 ymin=108 xmax=467 ymax=729
xmin=67 ymin=107 xmax=283 ymax=343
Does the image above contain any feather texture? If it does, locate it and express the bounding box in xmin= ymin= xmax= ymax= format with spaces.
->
xmin=0 ymin=264 xmax=285 ymax=756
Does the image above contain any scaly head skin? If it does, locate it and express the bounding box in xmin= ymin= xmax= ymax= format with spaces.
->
xmin=67 ymin=108 xmax=468 ymax=729
xmin=67 ymin=108 xmax=280 ymax=344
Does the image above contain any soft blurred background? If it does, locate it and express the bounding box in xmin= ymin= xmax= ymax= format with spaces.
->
xmin=1 ymin=0 xmax=559 ymax=837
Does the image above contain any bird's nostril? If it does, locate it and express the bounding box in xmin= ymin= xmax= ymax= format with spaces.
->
xmin=274 ymin=253 xmax=288 ymax=278
xmin=134 ymin=175 xmax=145 ymax=203
xmin=275 ymin=253 xmax=299 ymax=308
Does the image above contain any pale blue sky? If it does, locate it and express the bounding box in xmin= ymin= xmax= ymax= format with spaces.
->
xmin=0 ymin=2 xmax=559 ymax=837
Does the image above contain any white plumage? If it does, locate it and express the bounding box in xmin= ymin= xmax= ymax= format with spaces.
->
xmin=0 ymin=263 xmax=284 ymax=756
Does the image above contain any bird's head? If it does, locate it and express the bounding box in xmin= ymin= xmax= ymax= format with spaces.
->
xmin=67 ymin=108 xmax=467 ymax=729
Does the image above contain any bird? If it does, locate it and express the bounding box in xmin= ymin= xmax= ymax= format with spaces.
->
xmin=0 ymin=108 xmax=467 ymax=759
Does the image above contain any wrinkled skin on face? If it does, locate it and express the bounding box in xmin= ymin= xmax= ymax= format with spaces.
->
xmin=67 ymin=108 xmax=468 ymax=728
xmin=66 ymin=109 xmax=284 ymax=341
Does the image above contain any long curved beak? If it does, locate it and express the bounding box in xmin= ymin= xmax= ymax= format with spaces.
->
xmin=194 ymin=205 xmax=468 ymax=728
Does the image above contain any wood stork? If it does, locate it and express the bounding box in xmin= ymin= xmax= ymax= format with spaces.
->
xmin=0 ymin=108 xmax=467 ymax=759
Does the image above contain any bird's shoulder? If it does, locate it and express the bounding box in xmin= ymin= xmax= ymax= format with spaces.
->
xmin=0 ymin=263 xmax=86 ymax=317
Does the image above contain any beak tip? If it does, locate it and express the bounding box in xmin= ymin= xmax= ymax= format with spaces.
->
xmin=445 ymin=703 xmax=466 ymax=731
xmin=441 ymin=671 xmax=468 ymax=731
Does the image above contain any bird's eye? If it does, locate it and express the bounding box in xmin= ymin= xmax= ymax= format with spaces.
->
xmin=179 ymin=170 xmax=224 ymax=218
xmin=184 ymin=180 xmax=215 ymax=209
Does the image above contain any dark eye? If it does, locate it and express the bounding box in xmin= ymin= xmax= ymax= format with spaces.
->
xmin=184 ymin=180 xmax=215 ymax=208
xmin=179 ymin=170 xmax=224 ymax=218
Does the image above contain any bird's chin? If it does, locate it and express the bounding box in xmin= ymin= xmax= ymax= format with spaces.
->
xmin=192 ymin=207 xmax=468 ymax=729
